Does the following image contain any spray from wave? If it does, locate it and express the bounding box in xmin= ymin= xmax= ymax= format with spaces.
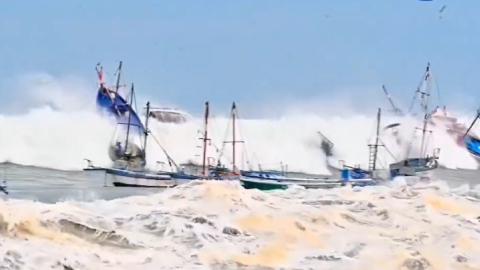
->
xmin=0 ymin=73 xmax=478 ymax=173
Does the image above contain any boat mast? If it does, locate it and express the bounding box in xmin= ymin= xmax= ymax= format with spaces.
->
xmin=123 ymin=83 xmax=134 ymax=155
xmin=223 ymin=102 xmax=244 ymax=173
xmin=368 ymin=108 xmax=382 ymax=171
xmin=418 ymin=64 xmax=431 ymax=157
xmin=114 ymin=61 xmax=123 ymax=94
xmin=143 ymin=101 xmax=151 ymax=156
xmin=200 ymin=102 xmax=210 ymax=176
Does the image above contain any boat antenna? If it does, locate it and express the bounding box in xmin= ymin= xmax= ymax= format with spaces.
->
xmin=114 ymin=61 xmax=123 ymax=94
xmin=223 ymin=102 xmax=244 ymax=173
xmin=199 ymin=101 xmax=211 ymax=176
xmin=368 ymin=108 xmax=383 ymax=171
xmin=463 ymin=109 xmax=480 ymax=138
xmin=123 ymin=83 xmax=134 ymax=156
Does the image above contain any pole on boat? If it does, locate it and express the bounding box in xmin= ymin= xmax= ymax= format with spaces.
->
xmin=114 ymin=61 xmax=123 ymax=94
xmin=143 ymin=101 xmax=151 ymax=156
xmin=463 ymin=109 xmax=480 ymax=138
xmin=223 ymin=102 xmax=244 ymax=173
xmin=368 ymin=108 xmax=382 ymax=172
xmin=373 ymin=108 xmax=381 ymax=171
xmin=419 ymin=113 xmax=428 ymax=156
xmin=123 ymin=83 xmax=134 ymax=156
xmin=200 ymin=101 xmax=211 ymax=176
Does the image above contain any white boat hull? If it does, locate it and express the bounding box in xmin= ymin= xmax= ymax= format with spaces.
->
xmin=106 ymin=169 xmax=177 ymax=188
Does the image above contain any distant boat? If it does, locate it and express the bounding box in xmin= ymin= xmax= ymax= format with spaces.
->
xmin=239 ymin=171 xmax=342 ymax=190
xmin=95 ymin=61 xmax=146 ymax=134
xmin=206 ymin=102 xmax=342 ymax=190
xmin=460 ymin=110 xmax=480 ymax=161
xmin=341 ymin=108 xmax=440 ymax=187
xmin=93 ymin=84 xmax=200 ymax=187
xmin=147 ymin=107 xmax=192 ymax=124
xmin=382 ymin=63 xmax=480 ymax=162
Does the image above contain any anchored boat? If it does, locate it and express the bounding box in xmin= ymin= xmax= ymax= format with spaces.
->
xmin=95 ymin=62 xmax=146 ymax=134
xmin=341 ymin=108 xmax=440 ymax=187
xmin=87 ymin=83 xmax=201 ymax=187
xmin=207 ymin=102 xmax=341 ymax=190
xmin=382 ymin=63 xmax=479 ymax=162
xmin=460 ymin=110 xmax=480 ymax=161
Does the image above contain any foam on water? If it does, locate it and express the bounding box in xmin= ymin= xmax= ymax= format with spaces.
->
xmin=0 ymin=73 xmax=479 ymax=173
xmin=1 ymin=180 xmax=480 ymax=269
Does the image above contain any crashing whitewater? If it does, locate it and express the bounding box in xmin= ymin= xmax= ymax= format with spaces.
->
xmin=1 ymin=75 xmax=480 ymax=270
xmin=0 ymin=73 xmax=479 ymax=173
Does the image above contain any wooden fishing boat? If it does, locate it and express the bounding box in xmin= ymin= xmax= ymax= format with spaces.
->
xmin=341 ymin=107 xmax=440 ymax=187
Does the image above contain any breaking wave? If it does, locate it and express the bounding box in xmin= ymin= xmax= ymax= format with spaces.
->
xmin=1 ymin=180 xmax=480 ymax=269
xmin=0 ymin=73 xmax=479 ymax=173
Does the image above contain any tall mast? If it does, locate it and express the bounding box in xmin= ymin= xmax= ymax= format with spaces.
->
xmin=223 ymin=102 xmax=244 ymax=172
xmin=114 ymin=61 xmax=123 ymax=94
xmin=368 ymin=108 xmax=382 ymax=171
xmin=123 ymin=83 xmax=134 ymax=155
xmin=199 ymin=102 xmax=210 ymax=176
xmin=143 ymin=101 xmax=151 ymax=156
xmin=418 ymin=64 xmax=431 ymax=157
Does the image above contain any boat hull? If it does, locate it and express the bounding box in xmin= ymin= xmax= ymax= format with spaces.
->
xmin=240 ymin=177 xmax=289 ymax=190
xmin=96 ymin=88 xmax=146 ymax=133
xmin=239 ymin=176 xmax=342 ymax=190
xmin=106 ymin=168 xmax=177 ymax=188
xmin=464 ymin=135 xmax=480 ymax=161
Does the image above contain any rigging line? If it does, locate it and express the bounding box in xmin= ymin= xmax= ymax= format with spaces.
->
xmin=407 ymin=91 xmax=419 ymax=114
xmin=432 ymin=74 xmax=443 ymax=106
xmin=405 ymin=130 xmax=417 ymax=159
xmin=233 ymin=108 xmax=251 ymax=167
xmin=149 ymin=132 xmax=180 ymax=171
xmin=408 ymin=66 xmax=430 ymax=114
xmin=378 ymin=138 xmax=397 ymax=161
xmin=217 ymin=113 xmax=232 ymax=162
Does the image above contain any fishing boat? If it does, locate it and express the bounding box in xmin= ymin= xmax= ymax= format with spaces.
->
xmin=95 ymin=62 xmax=146 ymax=134
xmin=88 ymin=82 xmax=201 ymax=187
xmin=207 ymin=102 xmax=341 ymax=190
xmin=460 ymin=110 xmax=480 ymax=161
xmin=192 ymin=101 xmax=241 ymax=180
xmin=382 ymin=63 xmax=480 ymax=161
xmin=240 ymin=175 xmax=342 ymax=190
xmin=341 ymin=108 xmax=440 ymax=187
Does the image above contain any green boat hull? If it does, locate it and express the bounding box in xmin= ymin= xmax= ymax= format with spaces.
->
xmin=240 ymin=178 xmax=289 ymax=190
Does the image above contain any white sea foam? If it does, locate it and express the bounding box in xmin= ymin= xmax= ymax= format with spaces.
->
xmin=0 ymin=180 xmax=480 ymax=269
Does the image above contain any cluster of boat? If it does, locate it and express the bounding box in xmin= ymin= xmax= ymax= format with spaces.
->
xmin=81 ymin=62 xmax=480 ymax=192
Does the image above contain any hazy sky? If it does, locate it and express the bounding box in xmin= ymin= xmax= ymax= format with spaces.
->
xmin=0 ymin=0 xmax=478 ymax=116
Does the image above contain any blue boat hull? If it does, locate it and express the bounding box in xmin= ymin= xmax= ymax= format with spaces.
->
xmin=464 ymin=135 xmax=480 ymax=160
xmin=96 ymin=88 xmax=146 ymax=134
